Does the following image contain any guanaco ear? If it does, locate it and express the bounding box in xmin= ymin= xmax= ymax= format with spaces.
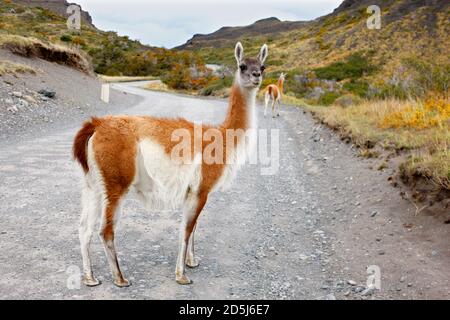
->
xmin=258 ymin=44 xmax=268 ymax=64
xmin=235 ymin=42 xmax=244 ymax=65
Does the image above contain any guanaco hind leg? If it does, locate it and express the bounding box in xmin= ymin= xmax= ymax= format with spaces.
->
xmin=100 ymin=198 xmax=131 ymax=287
xmin=79 ymin=185 xmax=102 ymax=286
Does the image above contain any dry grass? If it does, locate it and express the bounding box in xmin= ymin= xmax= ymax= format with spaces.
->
xmin=98 ymin=75 xmax=158 ymax=83
xmin=303 ymin=98 xmax=450 ymax=190
xmin=142 ymin=80 xmax=169 ymax=92
xmin=0 ymin=35 xmax=91 ymax=73
xmin=0 ymin=60 xmax=36 ymax=75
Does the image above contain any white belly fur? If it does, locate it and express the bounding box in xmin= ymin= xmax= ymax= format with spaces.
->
xmin=132 ymin=139 xmax=202 ymax=211
xmin=132 ymin=122 xmax=256 ymax=210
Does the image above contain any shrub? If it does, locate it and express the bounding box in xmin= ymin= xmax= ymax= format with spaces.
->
xmin=60 ymin=35 xmax=72 ymax=42
xmin=72 ymin=36 xmax=86 ymax=46
xmin=343 ymin=80 xmax=369 ymax=97
xmin=199 ymin=76 xmax=233 ymax=96
xmin=402 ymin=57 xmax=450 ymax=97
xmin=379 ymin=96 xmax=450 ymax=129
xmin=314 ymin=53 xmax=375 ymax=81
xmin=318 ymin=92 xmax=340 ymax=106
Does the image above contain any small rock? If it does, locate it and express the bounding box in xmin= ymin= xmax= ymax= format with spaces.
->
xmin=354 ymin=286 xmax=365 ymax=293
xmin=7 ymin=106 xmax=18 ymax=113
xmin=378 ymin=250 xmax=385 ymax=255
xmin=23 ymin=95 xmax=37 ymax=104
xmin=12 ymin=91 xmax=22 ymax=98
xmin=268 ymin=246 xmax=276 ymax=252
xmin=370 ymin=210 xmax=378 ymax=217
xmin=347 ymin=280 xmax=357 ymax=286
xmin=38 ymin=89 xmax=56 ymax=98
xmin=361 ymin=286 xmax=376 ymax=296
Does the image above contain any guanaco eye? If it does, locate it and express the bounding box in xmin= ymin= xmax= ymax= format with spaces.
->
xmin=261 ymin=66 xmax=266 ymax=72
xmin=239 ymin=64 xmax=247 ymax=71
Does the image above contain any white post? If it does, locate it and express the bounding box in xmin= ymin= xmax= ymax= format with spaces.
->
xmin=101 ymin=83 xmax=110 ymax=103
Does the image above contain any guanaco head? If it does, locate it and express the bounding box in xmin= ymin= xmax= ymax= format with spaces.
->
xmin=234 ymin=42 xmax=268 ymax=89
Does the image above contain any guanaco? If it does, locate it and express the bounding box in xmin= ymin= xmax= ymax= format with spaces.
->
xmin=264 ymin=72 xmax=285 ymax=118
xmin=73 ymin=42 xmax=268 ymax=286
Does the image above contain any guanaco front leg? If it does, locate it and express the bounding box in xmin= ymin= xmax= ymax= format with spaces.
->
xmin=186 ymin=224 xmax=199 ymax=268
xmin=176 ymin=192 xmax=207 ymax=285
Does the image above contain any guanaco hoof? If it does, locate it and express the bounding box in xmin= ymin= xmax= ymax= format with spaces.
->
xmin=83 ymin=277 xmax=101 ymax=287
xmin=114 ymin=279 xmax=131 ymax=288
xmin=176 ymin=274 xmax=193 ymax=285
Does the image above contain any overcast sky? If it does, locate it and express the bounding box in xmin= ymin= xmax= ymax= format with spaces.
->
xmin=75 ymin=0 xmax=343 ymax=48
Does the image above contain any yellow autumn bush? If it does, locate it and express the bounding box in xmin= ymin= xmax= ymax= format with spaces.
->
xmin=380 ymin=96 xmax=450 ymax=129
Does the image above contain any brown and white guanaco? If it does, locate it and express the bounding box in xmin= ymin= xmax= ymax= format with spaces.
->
xmin=73 ymin=42 xmax=268 ymax=286
xmin=264 ymin=72 xmax=285 ymax=118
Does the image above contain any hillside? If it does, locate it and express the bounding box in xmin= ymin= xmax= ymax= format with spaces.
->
xmin=177 ymin=17 xmax=307 ymax=50
xmin=0 ymin=0 xmax=214 ymax=84
xmin=179 ymin=0 xmax=449 ymax=86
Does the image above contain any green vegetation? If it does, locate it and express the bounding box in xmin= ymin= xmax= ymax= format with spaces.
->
xmin=59 ymin=34 xmax=72 ymax=42
xmin=314 ymin=53 xmax=375 ymax=81
xmin=318 ymin=92 xmax=340 ymax=106
xmin=343 ymin=80 xmax=369 ymax=98
xmin=199 ymin=76 xmax=233 ymax=96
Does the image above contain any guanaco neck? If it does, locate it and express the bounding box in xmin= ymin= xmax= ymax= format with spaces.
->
xmin=221 ymin=84 xmax=257 ymax=132
xmin=277 ymin=77 xmax=284 ymax=95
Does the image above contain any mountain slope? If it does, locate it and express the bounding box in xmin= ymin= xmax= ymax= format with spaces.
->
xmin=179 ymin=0 xmax=449 ymax=81
xmin=177 ymin=17 xmax=307 ymax=50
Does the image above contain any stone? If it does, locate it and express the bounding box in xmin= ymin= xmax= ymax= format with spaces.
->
xmin=38 ymin=89 xmax=56 ymax=98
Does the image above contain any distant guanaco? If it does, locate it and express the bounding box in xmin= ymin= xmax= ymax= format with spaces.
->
xmin=264 ymin=73 xmax=285 ymax=118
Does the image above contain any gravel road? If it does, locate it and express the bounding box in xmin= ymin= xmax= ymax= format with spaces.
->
xmin=0 ymin=81 xmax=448 ymax=300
